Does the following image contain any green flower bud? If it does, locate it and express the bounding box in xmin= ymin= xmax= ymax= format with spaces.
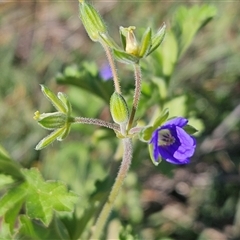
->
xmin=110 ymin=92 xmax=129 ymax=124
xmin=34 ymin=111 xmax=67 ymax=130
xmin=79 ymin=0 xmax=107 ymax=42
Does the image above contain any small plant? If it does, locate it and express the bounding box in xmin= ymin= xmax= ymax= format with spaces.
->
xmin=0 ymin=1 xmax=216 ymax=239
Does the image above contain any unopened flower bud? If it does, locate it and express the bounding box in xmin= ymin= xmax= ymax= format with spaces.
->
xmin=79 ymin=0 xmax=107 ymax=42
xmin=34 ymin=111 xmax=67 ymax=130
xmin=110 ymin=92 xmax=129 ymax=124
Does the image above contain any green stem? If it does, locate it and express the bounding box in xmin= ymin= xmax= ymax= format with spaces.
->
xmin=127 ymin=63 xmax=142 ymax=131
xmin=101 ymin=42 xmax=121 ymax=94
xmin=91 ymin=138 xmax=133 ymax=239
xmin=73 ymin=117 xmax=120 ymax=132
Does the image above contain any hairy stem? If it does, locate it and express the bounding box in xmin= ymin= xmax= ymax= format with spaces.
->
xmin=127 ymin=63 xmax=142 ymax=131
xmin=91 ymin=138 xmax=133 ymax=239
xmin=101 ymin=42 xmax=121 ymax=94
xmin=73 ymin=117 xmax=120 ymax=131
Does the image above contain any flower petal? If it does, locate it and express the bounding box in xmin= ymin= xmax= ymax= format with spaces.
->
xmin=158 ymin=146 xmax=189 ymax=164
xmin=173 ymin=127 xmax=196 ymax=160
xmin=163 ymin=117 xmax=188 ymax=128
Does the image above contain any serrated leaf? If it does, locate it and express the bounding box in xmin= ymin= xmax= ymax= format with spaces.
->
xmin=0 ymin=174 xmax=15 ymax=190
xmin=4 ymin=197 xmax=24 ymax=235
xmin=0 ymin=182 xmax=27 ymax=217
xmin=173 ymin=5 xmax=217 ymax=57
xmin=113 ymin=49 xmax=139 ymax=64
xmin=22 ymin=168 xmax=79 ymax=226
xmin=19 ymin=214 xmax=70 ymax=240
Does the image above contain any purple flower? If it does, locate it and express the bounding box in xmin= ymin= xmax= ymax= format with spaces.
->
xmin=150 ymin=117 xmax=196 ymax=165
xmin=99 ymin=64 xmax=113 ymax=81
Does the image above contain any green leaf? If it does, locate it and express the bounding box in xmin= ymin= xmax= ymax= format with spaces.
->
xmin=22 ymin=168 xmax=79 ymax=226
xmin=173 ymin=5 xmax=217 ymax=57
xmin=0 ymin=174 xmax=15 ymax=190
xmin=0 ymin=145 xmax=24 ymax=180
xmin=0 ymin=182 xmax=27 ymax=217
xmin=19 ymin=214 xmax=70 ymax=240
xmin=113 ymin=49 xmax=139 ymax=64
xmin=3 ymin=196 xmax=24 ymax=235
xmin=56 ymin=64 xmax=114 ymax=103
xmin=164 ymin=95 xmax=186 ymax=117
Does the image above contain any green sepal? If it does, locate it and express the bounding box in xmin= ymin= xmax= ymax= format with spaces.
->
xmin=183 ymin=124 xmax=198 ymax=135
xmin=99 ymin=33 xmax=120 ymax=50
xmin=57 ymin=92 xmax=72 ymax=116
xmin=153 ymin=108 xmax=169 ymax=129
xmin=110 ymin=92 xmax=129 ymax=124
xmin=35 ymin=128 xmax=66 ymax=150
xmin=119 ymin=26 xmax=127 ymax=50
xmin=147 ymin=23 xmax=166 ymax=56
xmin=139 ymin=126 xmax=154 ymax=142
xmin=79 ymin=1 xmax=107 ymax=42
xmin=35 ymin=112 xmax=67 ymax=130
xmin=113 ymin=49 xmax=139 ymax=64
xmin=40 ymin=85 xmax=67 ymax=113
xmin=148 ymin=144 xmax=161 ymax=166
xmin=57 ymin=123 xmax=71 ymax=141
xmin=138 ymin=27 xmax=152 ymax=58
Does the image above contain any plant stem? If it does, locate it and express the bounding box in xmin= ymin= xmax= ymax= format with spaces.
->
xmin=127 ymin=63 xmax=142 ymax=131
xmin=101 ymin=42 xmax=121 ymax=94
xmin=91 ymin=138 xmax=133 ymax=239
xmin=73 ymin=117 xmax=120 ymax=131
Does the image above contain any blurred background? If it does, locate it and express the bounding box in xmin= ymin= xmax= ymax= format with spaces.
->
xmin=0 ymin=0 xmax=240 ymax=239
